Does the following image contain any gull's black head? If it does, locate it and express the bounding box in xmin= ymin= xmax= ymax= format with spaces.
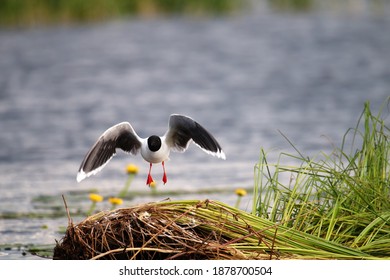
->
xmin=147 ymin=135 xmax=161 ymax=152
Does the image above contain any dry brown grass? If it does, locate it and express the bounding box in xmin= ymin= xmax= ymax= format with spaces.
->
xmin=53 ymin=200 xmax=276 ymax=260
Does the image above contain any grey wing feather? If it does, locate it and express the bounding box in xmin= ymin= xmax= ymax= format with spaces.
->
xmin=77 ymin=122 xmax=142 ymax=182
xmin=165 ymin=114 xmax=226 ymax=159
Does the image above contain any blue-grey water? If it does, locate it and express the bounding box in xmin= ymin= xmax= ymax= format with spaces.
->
xmin=1 ymin=8 xmax=390 ymax=259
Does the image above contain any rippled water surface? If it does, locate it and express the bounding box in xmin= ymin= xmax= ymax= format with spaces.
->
xmin=1 ymin=9 xmax=390 ymax=258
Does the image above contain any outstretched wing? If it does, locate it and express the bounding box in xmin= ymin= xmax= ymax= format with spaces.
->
xmin=164 ymin=114 xmax=226 ymax=159
xmin=77 ymin=122 xmax=142 ymax=182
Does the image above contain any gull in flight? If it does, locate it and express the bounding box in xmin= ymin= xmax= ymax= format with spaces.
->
xmin=77 ymin=114 xmax=226 ymax=185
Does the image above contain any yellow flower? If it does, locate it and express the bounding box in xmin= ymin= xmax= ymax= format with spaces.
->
xmin=87 ymin=193 xmax=104 ymax=216
xmin=89 ymin=193 xmax=103 ymax=202
xmin=108 ymin=197 xmax=123 ymax=206
xmin=126 ymin=164 xmax=139 ymax=174
xmin=235 ymin=188 xmax=247 ymax=197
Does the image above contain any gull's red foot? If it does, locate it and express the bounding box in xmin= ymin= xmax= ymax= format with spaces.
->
xmin=146 ymin=174 xmax=154 ymax=185
xmin=162 ymin=161 xmax=167 ymax=184
xmin=162 ymin=173 xmax=167 ymax=184
xmin=146 ymin=162 xmax=154 ymax=185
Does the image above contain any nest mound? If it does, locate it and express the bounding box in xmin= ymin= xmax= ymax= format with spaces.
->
xmin=53 ymin=200 xmax=275 ymax=260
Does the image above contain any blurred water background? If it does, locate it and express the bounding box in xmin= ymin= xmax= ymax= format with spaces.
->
xmin=0 ymin=0 xmax=390 ymax=259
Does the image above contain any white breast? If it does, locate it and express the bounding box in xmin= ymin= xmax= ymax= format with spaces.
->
xmin=140 ymin=137 xmax=170 ymax=163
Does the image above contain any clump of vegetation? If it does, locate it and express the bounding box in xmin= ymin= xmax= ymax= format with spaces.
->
xmin=53 ymin=199 xmax=368 ymax=260
xmin=253 ymin=100 xmax=390 ymax=257
xmin=0 ymin=0 xmax=245 ymax=26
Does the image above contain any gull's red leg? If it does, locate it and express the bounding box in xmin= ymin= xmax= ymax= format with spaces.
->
xmin=162 ymin=161 xmax=167 ymax=184
xmin=146 ymin=163 xmax=154 ymax=185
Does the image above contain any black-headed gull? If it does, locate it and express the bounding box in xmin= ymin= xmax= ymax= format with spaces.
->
xmin=77 ymin=114 xmax=226 ymax=185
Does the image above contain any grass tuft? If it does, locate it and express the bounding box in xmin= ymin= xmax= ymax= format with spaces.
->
xmin=54 ymin=199 xmax=372 ymax=259
xmin=253 ymin=99 xmax=390 ymax=257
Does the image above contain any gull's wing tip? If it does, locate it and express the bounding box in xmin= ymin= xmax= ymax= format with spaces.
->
xmin=76 ymin=171 xmax=87 ymax=183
